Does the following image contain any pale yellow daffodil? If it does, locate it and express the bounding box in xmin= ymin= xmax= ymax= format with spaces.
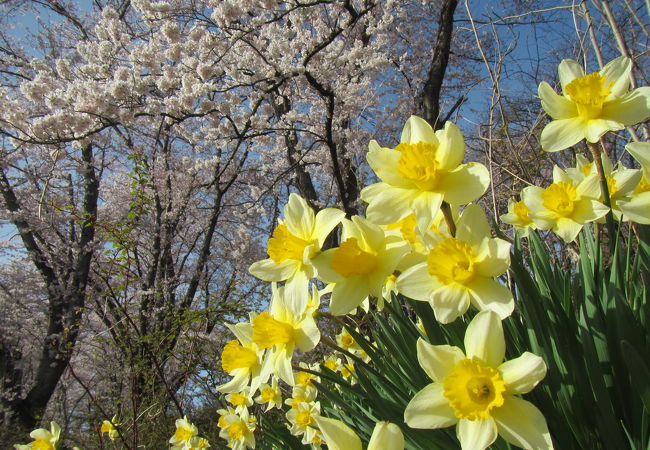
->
xmin=500 ymin=198 xmax=536 ymax=237
xmin=217 ymin=322 xmax=262 ymax=394
xmin=100 ymin=415 xmax=120 ymax=441
xmin=312 ymin=215 xmax=409 ymax=315
xmin=361 ymin=116 xmax=490 ymax=233
xmin=404 ymin=310 xmax=553 ymax=450
xmin=169 ymin=416 xmax=198 ymax=448
xmin=315 ymin=417 xmax=405 ymax=450
xmin=252 ymin=283 xmax=320 ymax=385
xmin=249 ymin=193 xmax=344 ymax=315
xmin=14 ymin=421 xmax=61 ymax=450
xmin=397 ymin=204 xmax=514 ymax=323
xmin=218 ymin=408 xmax=256 ymax=450
xmin=619 ymin=142 xmax=650 ymax=224
xmin=254 ymin=376 xmax=283 ymax=411
xmin=539 ymin=56 xmax=650 ymax=152
xmin=522 ymin=166 xmax=610 ymax=242
xmin=286 ymin=400 xmax=321 ymax=445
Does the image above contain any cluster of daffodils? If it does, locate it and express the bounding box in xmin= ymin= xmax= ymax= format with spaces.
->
xmin=503 ymin=56 xmax=650 ymax=242
xmin=211 ymin=108 xmax=553 ymax=449
xmin=168 ymin=417 xmax=211 ymax=449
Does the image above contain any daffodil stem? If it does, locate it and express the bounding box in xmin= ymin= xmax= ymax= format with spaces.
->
xmin=587 ymin=141 xmax=616 ymax=248
xmin=441 ymin=201 xmax=457 ymax=237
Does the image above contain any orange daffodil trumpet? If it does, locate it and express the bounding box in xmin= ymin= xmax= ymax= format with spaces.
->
xmin=539 ymin=56 xmax=650 ymax=152
xmin=249 ymin=193 xmax=344 ymax=314
xmin=361 ymin=116 xmax=490 ymax=233
xmin=404 ymin=310 xmax=553 ymax=450
xmin=397 ymin=204 xmax=514 ymax=323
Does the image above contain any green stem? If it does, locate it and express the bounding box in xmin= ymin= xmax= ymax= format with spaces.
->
xmin=587 ymin=141 xmax=616 ymax=249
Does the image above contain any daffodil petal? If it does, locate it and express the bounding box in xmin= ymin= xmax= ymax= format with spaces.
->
xmin=367 ymin=148 xmax=411 ymax=187
xmin=295 ymin=315 xmax=320 ymax=353
xmin=430 ymin=284 xmax=470 ymax=324
xmin=464 ymin=310 xmax=505 ymax=367
xmin=401 ymin=115 xmax=438 ymax=145
xmin=412 ymin=191 xmax=445 ymax=233
xmin=312 ymin=249 xmax=342 ymax=283
xmin=404 ymin=383 xmax=457 ymax=429
xmin=612 ymin=169 xmax=642 ymax=197
xmin=600 ymin=55 xmax=631 ymax=97
xmin=397 ymin=262 xmax=438 ymax=302
xmin=314 ymin=208 xmax=346 ymax=247
xmin=217 ymin=367 xmax=251 ymax=393
xmin=284 ymin=193 xmax=315 ymax=238
xmin=619 ymin=192 xmax=650 ymax=224
xmin=457 ymin=418 xmax=498 ymax=450
xmin=626 ymin=142 xmax=650 ymax=169
xmin=314 ymin=416 xmax=363 ymax=450
xmin=602 ymin=87 xmax=650 ymax=126
xmin=540 ymin=117 xmax=585 ymax=152
xmin=558 ymin=59 xmax=585 ymax=93
xmin=440 ymin=163 xmax=490 ymax=205
xmin=362 ymin=183 xmax=417 ymax=225
xmin=283 ymin=270 xmax=310 ymax=316
xmin=553 ymin=217 xmax=583 ymax=242
xmin=572 ymin=199 xmax=609 ymax=224
xmin=499 ymin=352 xmax=547 ymax=395
xmin=539 ymin=81 xmax=577 ymax=119
xmin=492 ymin=396 xmax=554 ymax=450
xmin=367 ymin=422 xmax=405 ymax=450
xmin=468 ymin=277 xmax=514 ymax=320
xmin=249 ymin=258 xmax=297 ymax=282
xmin=226 ymin=322 xmax=253 ymax=345
xmin=455 ymin=204 xmax=490 ymax=247
xmin=474 ymin=238 xmax=511 ymax=277
xmin=329 ymin=278 xmax=370 ymax=316
xmin=417 ymin=338 xmax=465 ymax=382
xmin=585 ymin=118 xmax=624 ymax=143
xmin=436 ymin=121 xmax=465 ymax=170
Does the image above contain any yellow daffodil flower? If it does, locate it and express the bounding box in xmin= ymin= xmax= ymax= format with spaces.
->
xmin=217 ymin=322 xmax=262 ymax=394
xmin=539 ymin=56 xmax=650 ymax=152
xmin=100 ymin=415 xmax=119 ymax=441
xmin=249 ymin=193 xmax=345 ymax=315
xmin=14 ymin=421 xmax=61 ymax=450
xmin=254 ymin=376 xmax=283 ymax=411
xmin=252 ymin=283 xmax=320 ymax=385
xmin=218 ymin=408 xmax=256 ymax=450
xmin=169 ymin=416 xmax=198 ymax=448
xmin=522 ymin=166 xmax=610 ymax=242
xmin=186 ymin=436 xmax=211 ymax=449
xmin=312 ymin=215 xmax=409 ymax=315
xmin=315 ymin=417 xmax=405 ymax=450
xmin=500 ymin=198 xmax=536 ymax=237
xmin=619 ymin=142 xmax=650 ymax=224
xmin=397 ymin=204 xmax=514 ymax=323
xmin=286 ymin=401 xmax=321 ymax=445
xmin=361 ymin=116 xmax=490 ymax=233
xmin=225 ymin=388 xmax=253 ymax=413
xmin=404 ymin=310 xmax=553 ymax=450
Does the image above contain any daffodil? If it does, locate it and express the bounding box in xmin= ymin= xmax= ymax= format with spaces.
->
xmin=218 ymin=408 xmax=256 ymax=450
xmin=404 ymin=310 xmax=553 ymax=450
xmin=397 ymin=204 xmax=514 ymax=323
xmin=312 ymin=215 xmax=409 ymax=315
xmin=619 ymin=142 xmax=650 ymax=224
xmin=249 ymin=193 xmax=345 ymax=314
xmin=187 ymin=437 xmax=211 ymax=449
xmin=286 ymin=401 xmax=321 ymax=444
xmin=225 ymin=388 xmax=253 ymax=413
xmin=315 ymin=417 xmax=405 ymax=450
xmin=100 ymin=415 xmax=119 ymax=441
xmin=169 ymin=416 xmax=198 ymax=448
xmin=254 ymin=376 xmax=283 ymax=411
xmin=361 ymin=116 xmax=490 ymax=233
xmin=500 ymin=198 xmax=536 ymax=237
xmin=14 ymin=421 xmax=61 ymax=450
xmin=539 ymin=56 xmax=650 ymax=152
xmin=522 ymin=165 xmax=610 ymax=242
xmin=284 ymin=383 xmax=318 ymax=410
xmin=252 ymin=283 xmax=320 ymax=385
xmin=217 ymin=322 xmax=262 ymax=394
